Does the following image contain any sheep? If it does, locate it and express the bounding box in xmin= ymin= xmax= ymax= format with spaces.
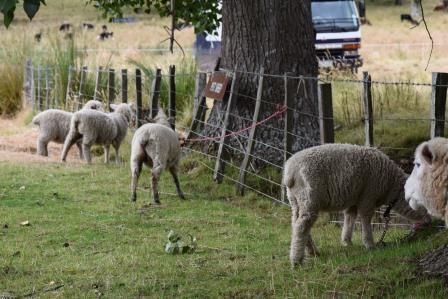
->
xmin=405 ymin=138 xmax=448 ymax=227
xmin=283 ymin=143 xmax=429 ymax=267
xmin=59 ymin=22 xmax=72 ymax=32
xmin=61 ymin=103 xmax=135 ymax=164
xmin=130 ymin=109 xmax=185 ymax=204
xmin=32 ymin=100 xmax=104 ymax=157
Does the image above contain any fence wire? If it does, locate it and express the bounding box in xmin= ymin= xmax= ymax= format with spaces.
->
xmin=23 ymin=62 xmax=445 ymax=227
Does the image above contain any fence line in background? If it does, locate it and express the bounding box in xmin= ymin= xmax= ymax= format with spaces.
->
xmin=22 ymin=61 xmax=448 ymax=227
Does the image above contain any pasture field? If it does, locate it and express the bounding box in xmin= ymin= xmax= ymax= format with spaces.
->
xmin=1 ymin=1 xmax=448 ymax=298
xmin=0 ymin=148 xmax=447 ymax=298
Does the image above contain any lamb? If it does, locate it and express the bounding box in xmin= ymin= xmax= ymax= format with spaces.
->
xmin=405 ymin=138 xmax=448 ymax=227
xmin=32 ymin=100 xmax=104 ymax=157
xmin=283 ymin=143 xmax=429 ymax=267
xmin=61 ymin=103 xmax=135 ymax=164
xmin=130 ymin=109 xmax=185 ymax=204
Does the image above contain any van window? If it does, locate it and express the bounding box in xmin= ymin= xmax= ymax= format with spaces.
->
xmin=312 ymin=1 xmax=359 ymax=33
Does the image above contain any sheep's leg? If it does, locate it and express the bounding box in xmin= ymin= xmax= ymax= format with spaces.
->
xmin=76 ymin=142 xmax=83 ymax=159
xmin=341 ymin=206 xmax=357 ymax=247
xmin=37 ymin=135 xmax=50 ymax=156
xmin=130 ymin=158 xmax=143 ymax=202
xmin=151 ymin=169 xmax=161 ymax=204
xmin=103 ymin=144 xmax=110 ymax=163
xmin=291 ymin=209 xmax=318 ymax=268
xmin=306 ymin=235 xmax=319 ymax=257
xmin=113 ymin=143 xmax=121 ymax=164
xmin=359 ymin=212 xmax=374 ymax=249
xmin=169 ymin=166 xmax=185 ymax=200
xmin=82 ymin=143 xmax=93 ymax=164
xmin=61 ymin=132 xmax=81 ymax=162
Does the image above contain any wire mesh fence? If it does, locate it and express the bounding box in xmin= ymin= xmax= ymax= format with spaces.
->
xmin=23 ymin=60 xmax=448 ymax=228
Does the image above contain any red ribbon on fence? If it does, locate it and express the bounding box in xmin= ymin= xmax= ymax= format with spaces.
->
xmin=186 ymin=105 xmax=287 ymax=144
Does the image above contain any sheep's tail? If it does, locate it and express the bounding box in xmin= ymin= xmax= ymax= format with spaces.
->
xmin=282 ymin=164 xmax=295 ymax=189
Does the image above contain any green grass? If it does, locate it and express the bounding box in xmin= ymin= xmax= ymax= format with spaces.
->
xmin=1 ymin=153 xmax=447 ymax=298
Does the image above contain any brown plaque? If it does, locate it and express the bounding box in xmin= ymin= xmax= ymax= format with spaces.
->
xmin=204 ymin=72 xmax=231 ymax=100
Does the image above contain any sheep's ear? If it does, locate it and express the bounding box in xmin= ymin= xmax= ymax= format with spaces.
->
xmin=110 ymin=104 xmax=118 ymax=111
xmin=421 ymin=143 xmax=435 ymax=165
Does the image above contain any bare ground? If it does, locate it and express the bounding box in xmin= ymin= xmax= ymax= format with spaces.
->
xmin=0 ymin=108 xmax=80 ymax=163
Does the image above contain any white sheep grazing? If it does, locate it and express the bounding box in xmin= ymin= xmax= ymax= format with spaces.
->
xmin=32 ymin=100 xmax=104 ymax=157
xmin=405 ymin=138 xmax=448 ymax=227
xmin=130 ymin=109 xmax=185 ymax=204
xmin=283 ymin=143 xmax=429 ymax=267
xmin=60 ymin=103 xmax=134 ymax=164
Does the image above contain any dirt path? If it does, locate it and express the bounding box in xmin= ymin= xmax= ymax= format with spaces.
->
xmin=0 ymin=109 xmax=79 ymax=163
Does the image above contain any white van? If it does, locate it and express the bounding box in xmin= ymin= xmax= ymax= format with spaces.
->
xmin=194 ymin=0 xmax=362 ymax=72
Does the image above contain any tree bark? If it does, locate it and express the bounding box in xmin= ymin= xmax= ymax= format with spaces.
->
xmin=203 ymin=0 xmax=320 ymax=166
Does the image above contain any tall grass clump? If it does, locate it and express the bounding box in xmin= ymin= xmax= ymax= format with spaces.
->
xmin=0 ymin=35 xmax=34 ymax=116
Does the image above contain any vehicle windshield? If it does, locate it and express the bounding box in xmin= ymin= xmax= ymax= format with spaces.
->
xmin=312 ymin=0 xmax=359 ymax=33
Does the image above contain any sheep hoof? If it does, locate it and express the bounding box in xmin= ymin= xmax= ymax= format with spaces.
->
xmin=179 ymin=193 xmax=186 ymax=200
xmin=153 ymin=199 xmax=161 ymax=205
xmin=341 ymin=240 xmax=352 ymax=247
xmin=130 ymin=195 xmax=136 ymax=202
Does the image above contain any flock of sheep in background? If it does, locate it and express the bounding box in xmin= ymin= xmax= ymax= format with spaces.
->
xmin=34 ymin=22 xmax=114 ymax=42
xmin=32 ymin=101 xmax=447 ymax=268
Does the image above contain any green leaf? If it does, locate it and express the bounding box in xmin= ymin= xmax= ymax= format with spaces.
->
xmin=23 ymin=0 xmax=40 ymax=20
xmin=0 ymin=0 xmax=16 ymax=13
xmin=2 ymin=5 xmax=14 ymax=28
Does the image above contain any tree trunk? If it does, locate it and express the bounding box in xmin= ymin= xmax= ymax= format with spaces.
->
xmin=203 ymin=0 xmax=320 ymax=166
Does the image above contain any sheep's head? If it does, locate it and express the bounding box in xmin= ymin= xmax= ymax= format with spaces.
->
xmin=405 ymin=138 xmax=448 ymax=225
xmin=153 ymin=108 xmax=171 ymax=128
xmin=84 ymin=100 xmax=104 ymax=112
xmin=110 ymin=103 xmax=136 ymax=126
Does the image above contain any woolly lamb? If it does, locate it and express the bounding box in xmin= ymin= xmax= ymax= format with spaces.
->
xmin=130 ymin=109 xmax=185 ymax=204
xmin=283 ymin=143 xmax=429 ymax=267
xmin=32 ymin=100 xmax=104 ymax=157
xmin=405 ymin=138 xmax=448 ymax=227
xmin=61 ymin=103 xmax=134 ymax=164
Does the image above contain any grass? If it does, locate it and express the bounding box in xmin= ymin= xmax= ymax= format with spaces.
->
xmin=0 ymin=152 xmax=447 ymax=298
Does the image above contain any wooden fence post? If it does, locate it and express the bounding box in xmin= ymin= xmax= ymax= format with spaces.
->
xmin=237 ymin=67 xmax=264 ymax=196
xmin=362 ymin=71 xmax=374 ymax=147
xmin=108 ymin=68 xmax=115 ymax=111
xmin=187 ymin=72 xmax=207 ymax=140
xmin=168 ymin=65 xmax=176 ymax=130
xmin=430 ymin=72 xmax=448 ymax=138
xmin=23 ymin=60 xmax=33 ymax=104
xmin=150 ymin=68 xmax=162 ymax=118
xmin=318 ymin=82 xmax=335 ymax=144
xmin=94 ymin=66 xmax=103 ymax=102
xmin=121 ymin=69 xmax=128 ymax=103
xmin=45 ymin=68 xmax=50 ymax=109
xmin=281 ymin=72 xmax=295 ymax=202
xmin=37 ymin=65 xmax=43 ymax=111
xmin=213 ymin=70 xmax=238 ymax=183
xmin=30 ymin=62 xmax=35 ymax=109
xmin=65 ymin=66 xmax=73 ymax=107
xmin=78 ymin=66 xmax=88 ymax=110
xmin=135 ymin=68 xmax=143 ymax=127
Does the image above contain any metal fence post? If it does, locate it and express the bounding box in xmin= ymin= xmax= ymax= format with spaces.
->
xmin=430 ymin=72 xmax=448 ymax=138
xmin=150 ymin=68 xmax=162 ymax=118
xmin=135 ymin=68 xmax=143 ymax=127
xmin=78 ymin=66 xmax=88 ymax=110
xmin=121 ymin=69 xmax=128 ymax=103
xmin=168 ymin=65 xmax=176 ymax=130
xmin=362 ymin=71 xmax=374 ymax=147
xmin=318 ymin=82 xmax=335 ymax=144
xmin=108 ymin=68 xmax=115 ymax=111
xmin=281 ymin=72 xmax=295 ymax=202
